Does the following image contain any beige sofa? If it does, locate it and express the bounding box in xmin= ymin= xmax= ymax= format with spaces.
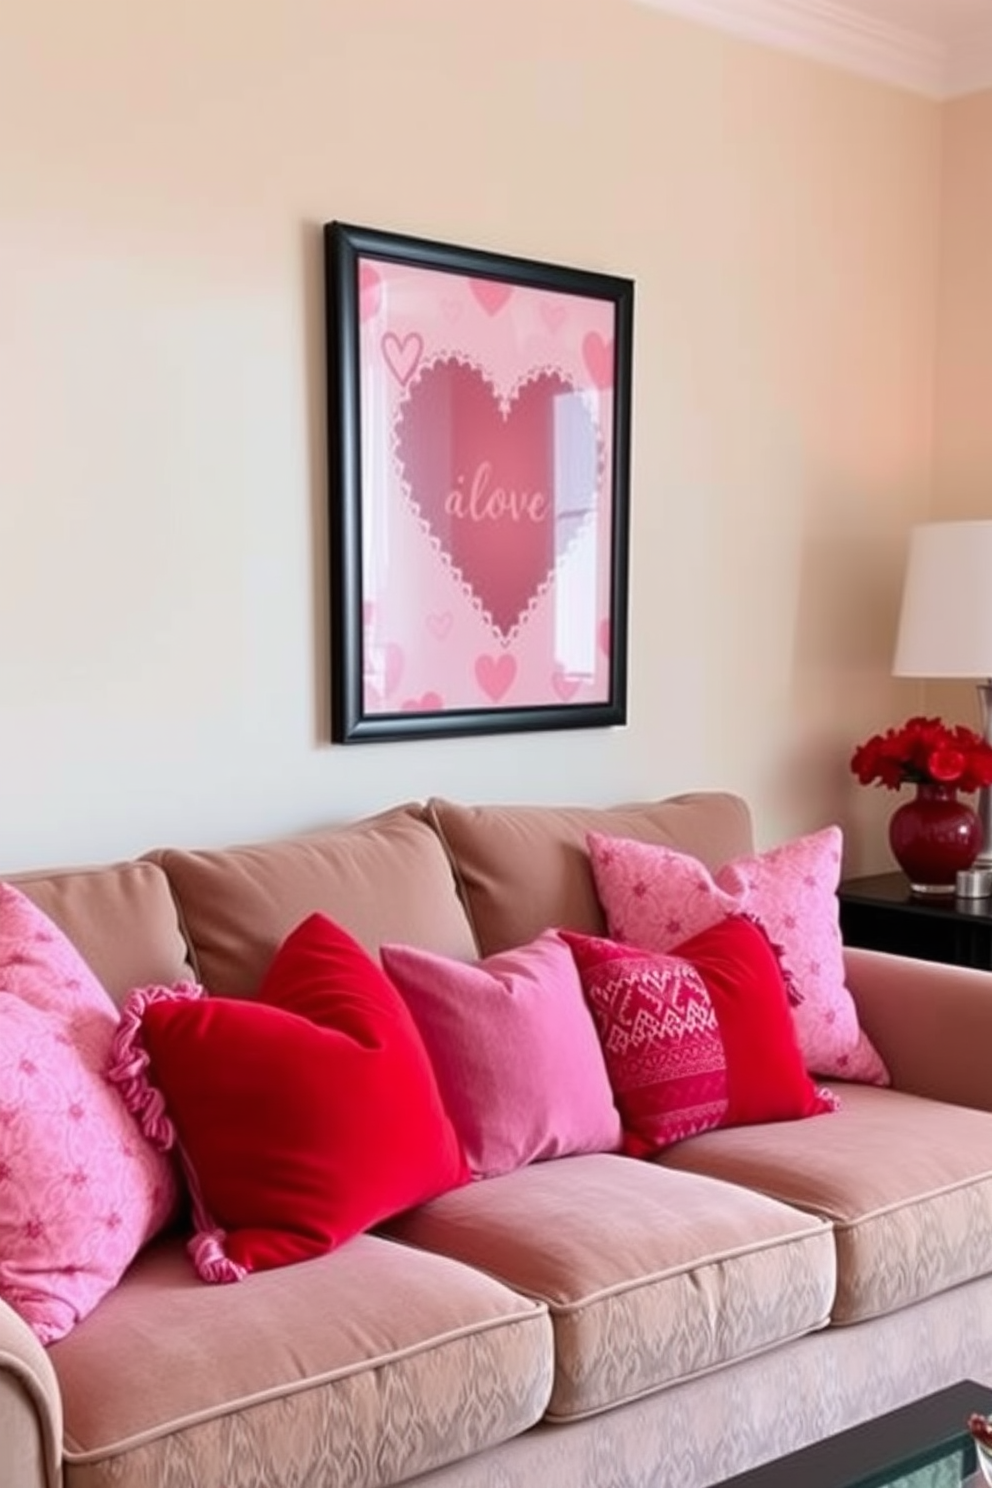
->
xmin=6 ymin=789 xmax=992 ymax=1488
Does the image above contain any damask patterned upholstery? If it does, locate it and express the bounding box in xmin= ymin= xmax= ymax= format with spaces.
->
xmin=408 ymin=1274 xmax=992 ymax=1488
xmin=657 ymin=1082 xmax=992 ymax=1322
xmin=384 ymin=1153 xmax=835 ymax=1420
xmin=48 ymin=1233 xmax=552 ymax=1488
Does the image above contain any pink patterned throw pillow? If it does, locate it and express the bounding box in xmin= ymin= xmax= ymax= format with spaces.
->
xmin=380 ymin=930 xmax=623 ymax=1179
xmin=585 ymin=827 xmax=889 ymax=1085
xmin=0 ymin=884 xmax=179 ymax=1343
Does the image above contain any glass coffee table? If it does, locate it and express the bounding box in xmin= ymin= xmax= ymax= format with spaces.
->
xmin=718 ymin=1380 xmax=992 ymax=1487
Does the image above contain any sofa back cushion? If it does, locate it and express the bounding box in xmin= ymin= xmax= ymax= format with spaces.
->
xmin=150 ymin=805 xmax=478 ymax=998
xmin=426 ymin=792 xmax=754 ymax=955
xmin=8 ymin=862 xmax=193 ymax=1008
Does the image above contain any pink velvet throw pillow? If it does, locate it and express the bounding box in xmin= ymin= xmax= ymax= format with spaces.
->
xmin=380 ymin=930 xmax=623 ymax=1179
xmin=586 ymin=827 xmax=889 ymax=1085
xmin=0 ymin=883 xmax=179 ymax=1344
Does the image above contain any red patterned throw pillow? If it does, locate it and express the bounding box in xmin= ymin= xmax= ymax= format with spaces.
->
xmin=108 ymin=912 xmax=470 ymax=1280
xmin=560 ymin=916 xmax=838 ymax=1157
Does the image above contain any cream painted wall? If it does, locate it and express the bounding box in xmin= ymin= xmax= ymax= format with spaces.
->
xmin=0 ymin=0 xmax=941 ymax=871
xmin=928 ymin=91 xmax=992 ymax=731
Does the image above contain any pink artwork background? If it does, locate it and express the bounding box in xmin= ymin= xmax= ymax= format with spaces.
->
xmin=357 ymin=257 xmax=618 ymax=715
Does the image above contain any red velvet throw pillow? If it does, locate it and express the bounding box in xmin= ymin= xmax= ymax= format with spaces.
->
xmin=560 ymin=916 xmax=838 ymax=1157
xmin=108 ymin=913 xmax=470 ymax=1280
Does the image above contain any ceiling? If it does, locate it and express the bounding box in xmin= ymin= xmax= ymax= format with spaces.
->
xmin=636 ymin=0 xmax=992 ymax=98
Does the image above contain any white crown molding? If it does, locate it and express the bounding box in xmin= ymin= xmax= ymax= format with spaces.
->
xmin=633 ymin=0 xmax=992 ymax=99
xmin=945 ymin=19 xmax=992 ymax=99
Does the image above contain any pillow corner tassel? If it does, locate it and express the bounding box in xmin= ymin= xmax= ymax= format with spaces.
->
xmin=187 ymin=1226 xmax=247 ymax=1285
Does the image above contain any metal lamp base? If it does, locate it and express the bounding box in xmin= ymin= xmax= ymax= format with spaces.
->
xmin=974 ymin=680 xmax=992 ymax=867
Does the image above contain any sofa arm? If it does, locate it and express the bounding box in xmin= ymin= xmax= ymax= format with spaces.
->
xmin=0 ymin=1297 xmax=62 ymax=1488
xmin=845 ymin=946 xmax=992 ymax=1111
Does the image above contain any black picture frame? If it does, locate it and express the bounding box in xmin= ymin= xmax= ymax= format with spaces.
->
xmin=324 ymin=221 xmax=633 ymax=743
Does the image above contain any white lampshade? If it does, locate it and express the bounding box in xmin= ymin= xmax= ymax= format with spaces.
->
xmin=894 ymin=520 xmax=992 ymax=680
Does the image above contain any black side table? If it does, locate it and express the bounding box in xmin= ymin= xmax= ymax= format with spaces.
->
xmin=838 ymin=872 xmax=992 ymax=970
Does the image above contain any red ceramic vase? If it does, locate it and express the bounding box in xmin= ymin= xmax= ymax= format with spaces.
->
xmin=888 ymin=783 xmax=983 ymax=896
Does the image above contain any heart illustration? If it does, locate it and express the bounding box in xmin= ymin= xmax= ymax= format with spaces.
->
xmin=476 ymin=653 xmax=516 ymax=702
xmin=470 ymin=279 xmax=513 ymax=316
xmin=401 ymin=692 xmax=443 ymax=712
xmin=551 ymin=667 xmax=582 ymax=703
xmin=359 ymin=264 xmax=382 ymax=322
xmin=395 ymin=360 xmax=601 ymax=641
xmin=583 ymin=332 xmax=614 ymax=390
xmin=427 ymin=611 xmax=453 ymax=640
xmin=382 ymin=332 xmax=423 ymax=388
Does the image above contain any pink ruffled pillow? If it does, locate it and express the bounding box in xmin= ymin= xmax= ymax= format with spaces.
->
xmin=380 ymin=930 xmax=623 ymax=1179
xmin=585 ymin=827 xmax=889 ymax=1085
xmin=0 ymin=884 xmax=179 ymax=1343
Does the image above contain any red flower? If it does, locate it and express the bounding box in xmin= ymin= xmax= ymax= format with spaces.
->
xmin=928 ymin=747 xmax=965 ymax=782
xmin=850 ymin=715 xmax=992 ymax=793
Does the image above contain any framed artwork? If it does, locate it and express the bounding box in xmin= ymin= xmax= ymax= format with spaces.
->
xmin=323 ymin=221 xmax=634 ymax=743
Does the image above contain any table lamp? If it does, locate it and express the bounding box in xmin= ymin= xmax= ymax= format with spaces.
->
xmin=893 ymin=519 xmax=992 ymax=867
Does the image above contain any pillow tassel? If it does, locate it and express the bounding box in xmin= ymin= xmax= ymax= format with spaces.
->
xmin=187 ymin=1227 xmax=247 ymax=1285
xmin=179 ymin=1136 xmax=247 ymax=1284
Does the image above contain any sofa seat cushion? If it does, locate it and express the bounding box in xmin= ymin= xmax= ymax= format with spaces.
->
xmin=383 ymin=1152 xmax=835 ymax=1421
xmin=149 ymin=804 xmax=478 ymax=998
xmin=657 ymin=1083 xmax=992 ymax=1324
xmin=48 ymin=1232 xmax=551 ymax=1488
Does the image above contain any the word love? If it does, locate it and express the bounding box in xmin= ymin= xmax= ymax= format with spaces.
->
xmin=445 ymin=461 xmax=550 ymax=525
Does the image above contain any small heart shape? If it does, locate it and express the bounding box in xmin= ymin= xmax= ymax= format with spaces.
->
xmin=359 ymin=264 xmax=382 ymax=322
xmin=382 ymin=332 xmax=423 ymax=387
xmin=551 ymin=667 xmax=581 ymax=703
xmin=427 ymin=612 xmax=453 ymax=641
xmin=475 ymin=653 xmax=516 ymax=702
xmin=470 ymin=279 xmax=513 ymax=317
xmin=583 ymin=332 xmax=614 ymax=391
xmin=401 ymin=692 xmax=444 ymax=712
